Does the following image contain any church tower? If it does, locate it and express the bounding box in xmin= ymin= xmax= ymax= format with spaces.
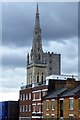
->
xmin=27 ymin=4 xmax=46 ymax=85
xmin=27 ymin=4 xmax=61 ymax=85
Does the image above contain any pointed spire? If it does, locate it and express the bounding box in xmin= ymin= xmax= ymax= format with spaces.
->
xmin=35 ymin=3 xmax=40 ymax=29
xmin=31 ymin=3 xmax=43 ymax=63
xmin=36 ymin=3 xmax=39 ymax=15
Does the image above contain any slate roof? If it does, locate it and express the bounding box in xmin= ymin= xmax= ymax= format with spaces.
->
xmin=76 ymin=90 xmax=80 ymax=97
xmin=60 ymin=84 xmax=80 ymax=97
xmin=43 ymin=87 xmax=67 ymax=99
xmin=43 ymin=83 xmax=80 ymax=100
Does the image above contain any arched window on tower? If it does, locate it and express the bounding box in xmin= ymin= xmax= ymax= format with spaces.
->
xmin=31 ymin=73 xmax=32 ymax=83
xmin=37 ymin=73 xmax=39 ymax=83
xmin=29 ymin=73 xmax=30 ymax=80
xmin=38 ymin=47 xmax=39 ymax=52
xmin=31 ymin=53 xmax=32 ymax=61
xmin=41 ymin=73 xmax=43 ymax=84
xmin=38 ymin=53 xmax=41 ymax=60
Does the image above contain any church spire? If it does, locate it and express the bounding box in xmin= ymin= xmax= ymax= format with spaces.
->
xmin=36 ymin=3 xmax=39 ymax=15
xmin=30 ymin=3 xmax=43 ymax=63
xmin=35 ymin=3 xmax=40 ymax=30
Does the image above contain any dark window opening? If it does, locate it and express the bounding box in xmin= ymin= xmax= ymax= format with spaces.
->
xmin=38 ymin=48 xmax=39 ymax=52
xmin=37 ymin=73 xmax=39 ymax=83
xmin=79 ymin=99 xmax=80 ymax=110
xmin=50 ymin=67 xmax=52 ymax=70
xmin=49 ymin=54 xmax=51 ymax=57
xmin=69 ymin=116 xmax=73 ymax=120
xmin=35 ymin=31 xmax=38 ymax=35
xmin=42 ymin=76 xmax=43 ymax=84
xmin=50 ymin=60 xmax=52 ymax=63
xmin=38 ymin=53 xmax=41 ymax=60
xmin=60 ymin=100 xmax=63 ymax=117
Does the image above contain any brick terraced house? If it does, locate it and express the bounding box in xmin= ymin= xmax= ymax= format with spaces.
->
xmin=19 ymin=74 xmax=79 ymax=120
xmin=19 ymin=85 xmax=32 ymax=120
xmin=42 ymin=78 xmax=80 ymax=120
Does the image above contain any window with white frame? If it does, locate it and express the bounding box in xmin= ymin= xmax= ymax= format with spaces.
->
xmin=20 ymin=106 xmax=22 ymax=112
xmin=26 ymin=105 xmax=28 ymax=112
xmin=33 ymin=93 xmax=35 ymax=100
xmin=46 ymin=100 xmax=49 ymax=110
xmin=29 ymin=93 xmax=31 ymax=100
xmin=46 ymin=115 xmax=49 ymax=120
xmin=69 ymin=116 xmax=73 ymax=120
xmin=23 ymin=105 xmax=25 ymax=112
xmin=51 ymin=114 xmax=55 ymax=120
xmin=39 ymin=92 xmax=41 ymax=99
xmin=26 ymin=94 xmax=28 ymax=100
xmin=20 ymin=95 xmax=22 ymax=100
xmin=69 ymin=114 xmax=74 ymax=120
xmin=52 ymin=100 xmax=55 ymax=110
xmin=69 ymin=97 xmax=73 ymax=110
xmin=23 ymin=94 xmax=25 ymax=100
xmin=43 ymin=91 xmax=46 ymax=97
xmin=38 ymin=104 xmax=41 ymax=112
xmin=33 ymin=105 xmax=36 ymax=112
xmin=35 ymin=93 xmax=39 ymax=99
xmin=29 ymin=105 xmax=31 ymax=111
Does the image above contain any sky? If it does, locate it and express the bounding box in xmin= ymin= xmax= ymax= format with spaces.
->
xmin=0 ymin=2 xmax=78 ymax=101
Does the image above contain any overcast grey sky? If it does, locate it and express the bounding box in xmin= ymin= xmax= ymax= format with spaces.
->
xmin=1 ymin=2 xmax=78 ymax=101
